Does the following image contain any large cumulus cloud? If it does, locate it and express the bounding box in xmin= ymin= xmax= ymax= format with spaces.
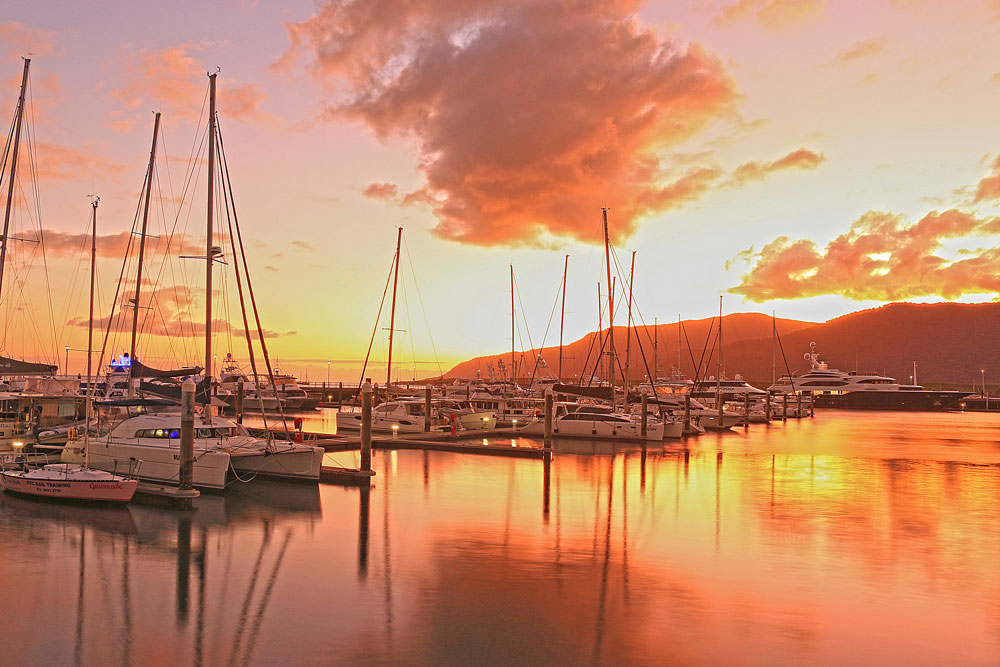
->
xmin=280 ymin=0 xmax=739 ymax=245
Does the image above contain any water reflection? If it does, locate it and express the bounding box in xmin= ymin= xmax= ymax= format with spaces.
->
xmin=1 ymin=412 xmax=1000 ymax=664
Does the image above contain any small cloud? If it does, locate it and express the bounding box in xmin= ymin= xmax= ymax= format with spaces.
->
xmin=0 ymin=22 xmax=55 ymax=60
xmin=728 ymin=148 xmax=824 ymax=186
xmin=362 ymin=182 xmax=399 ymax=201
xmin=716 ymin=0 xmax=826 ymax=30
xmin=264 ymin=265 xmax=278 ymax=272
xmin=291 ymin=240 xmax=314 ymax=251
xmin=834 ymin=37 xmax=886 ymax=64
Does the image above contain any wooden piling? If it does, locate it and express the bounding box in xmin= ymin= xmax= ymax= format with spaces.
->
xmin=236 ymin=378 xmax=244 ymax=425
xmin=544 ymin=389 xmax=553 ymax=448
xmin=361 ymin=381 xmax=372 ymax=472
xmin=684 ymin=394 xmax=691 ymax=433
xmin=796 ymin=391 xmax=802 ymax=419
xmin=640 ymin=392 xmax=648 ymax=438
xmin=424 ymin=385 xmax=432 ymax=432
xmin=338 ymin=381 xmax=343 ymax=408
xmin=743 ymin=391 xmax=750 ymax=428
xmin=782 ymin=393 xmax=788 ymax=420
xmin=180 ymin=379 xmax=195 ymax=493
xmin=765 ymin=391 xmax=771 ymax=421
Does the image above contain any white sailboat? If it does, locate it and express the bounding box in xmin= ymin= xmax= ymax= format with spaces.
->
xmin=3 ymin=195 xmax=140 ymax=503
xmin=83 ymin=74 xmax=323 ymax=489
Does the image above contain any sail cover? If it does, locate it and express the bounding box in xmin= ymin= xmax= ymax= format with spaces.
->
xmin=0 ymin=355 xmax=58 ymax=375
xmin=552 ymin=383 xmax=613 ymax=401
xmin=129 ymin=359 xmax=203 ymax=379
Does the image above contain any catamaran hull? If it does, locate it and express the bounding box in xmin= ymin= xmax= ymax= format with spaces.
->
xmin=230 ymin=446 xmax=324 ymax=482
xmin=89 ymin=441 xmax=231 ymax=491
xmin=0 ymin=472 xmax=138 ymax=502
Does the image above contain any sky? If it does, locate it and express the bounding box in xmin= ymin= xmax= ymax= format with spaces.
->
xmin=1 ymin=0 xmax=1000 ymax=381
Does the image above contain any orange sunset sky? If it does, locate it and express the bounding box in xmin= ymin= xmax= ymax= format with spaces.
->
xmin=1 ymin=0 xmax=1000 ymax=381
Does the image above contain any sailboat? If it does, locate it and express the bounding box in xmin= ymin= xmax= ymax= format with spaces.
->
xmin=83 ymin=74 xmax=323 ymax=489
xmin=1 ymin=199 xmax=140 ymax=502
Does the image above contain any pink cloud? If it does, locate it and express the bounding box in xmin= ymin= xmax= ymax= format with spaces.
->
xmin=731 ymin=209 xmax=1000 ymax=301
xmin=0 ymin=22 xmax=55 ymax=60
xmin=363 ymin=182 xmax=399 ymax=200
xmin=716 ymin=0 xmax=826 ymax=29
xmin=728 ymin=147 xmax=824 ymax=186
xmin=111 ymin=44 xmax=274 ymax=127
xmin=280 ymin=0 xmax=737 ymax=246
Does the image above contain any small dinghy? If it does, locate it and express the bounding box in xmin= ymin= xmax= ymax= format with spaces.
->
xmin=0 ymin=463 xmax=139 ymax=503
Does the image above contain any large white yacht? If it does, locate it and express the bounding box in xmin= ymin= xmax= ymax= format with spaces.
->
xmin=768 ymin=343 xmax=971 ymax=411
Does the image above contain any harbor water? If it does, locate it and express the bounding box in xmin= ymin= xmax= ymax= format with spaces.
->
xmin=2 ymin=410 xmax=1000 ymax=665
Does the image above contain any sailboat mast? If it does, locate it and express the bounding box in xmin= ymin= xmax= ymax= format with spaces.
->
xmin=510 ymin=264 xmax=515 ymax=384
xmin=653 ymin=316 xmax=658 ymax=379
xmin=602 ymin=208 xmax=615 ymax=407
xmin=128 ymin=111 xmax=161 ymax=384
xmin=677 ymin=314 xmax=681 ymax=375
xmin=625 ymin=250 xmax=634 ymax=396
xmin=386 ymin=227 xmax=402 ymax=390
xmin=716 ymin=296 xmax=723 ymax=393
xmin=0 ymin=58 xmax=30 ymax=301
xmin=596 ymin=282 xmax=602 ymax=381
xmin=85 ymin=198 xmax=97 ymax=466
xmin=205 ymin=73 xmax=217 ymax=418
xmin=558 ymin=254 xmax=567 ymax=380
xmin=771 ymin=310 xmax=776 ymax=386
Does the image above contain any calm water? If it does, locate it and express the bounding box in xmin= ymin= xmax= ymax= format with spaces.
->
xmin=3 ymin=410 xmax=1000 ymax=665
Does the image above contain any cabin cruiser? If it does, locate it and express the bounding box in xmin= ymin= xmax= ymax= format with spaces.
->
xmin=70 ymin=406 xmax=324 ymax=491
xmin=218 ymin=355 xmax=319 ymax=412
xmin=769 ymin=343 xmax=971 ymax=411
xmin=468 ymin=393 xmax=545 ymax=428
xmin=521 ymin=402 xmax=670 ymax=441
xmin=643 ymin=378 xmax=745 ymax=430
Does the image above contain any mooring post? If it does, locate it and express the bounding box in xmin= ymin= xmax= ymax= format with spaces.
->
xmin=744 ymin=391 xmax=750 ymax=429
xmin=797 ymin=391 xmax=802 ymax=419
xmin=717 ymin=390 xmax=724 ymax=429
xmin=809 ymin=392 xmax=815 ymax=417
xmin=640 ymin=392 xmax=648 ymax=438
xmin=361 ymin=381 xmax=372 ymax=472
xmin=180 ymin=379 xmax=195 ymax=492
xmin=424 ymin=385 xmax=432 ymax=432
xmin=544 ymin=389 xmax=553 ymax=448
xmin=684 ymin=393 xmax=691 ymax=433
xmin=765 ymin=391 xmax=771 ymax=422
xmin=236 ymin=378 xmax=244 ymax=425
xmin=338 ymin=381 xmax=343 ymax=408
xmin=783 ymin=393 xmax=788 ymax=420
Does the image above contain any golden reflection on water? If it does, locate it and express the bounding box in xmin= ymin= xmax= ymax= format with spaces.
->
xmin=0 ymin=411 xmax=999 ymax=664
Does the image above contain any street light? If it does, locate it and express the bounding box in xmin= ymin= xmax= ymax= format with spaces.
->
xmin=64 ymin=346 xmax=87 ymax=376
xmin=327 ymin=360 xmax=331 ymax=384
